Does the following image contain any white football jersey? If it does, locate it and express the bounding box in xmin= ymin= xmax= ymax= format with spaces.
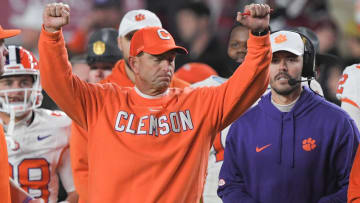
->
xmin=337 ymin=64 xmax=360 ymax=107
xmin=192 ymin=75 xmax=323 ymax=203
xmin=305 ymin=78 xmax=323 ymax=96
xmin=337 ymin=64 xmax=360 ymax=129
xmin=4 ymin=108 xmax=75 ymax=203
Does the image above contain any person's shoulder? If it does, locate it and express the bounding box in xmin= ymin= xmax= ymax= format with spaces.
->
xmin=316 ymin=97 xmax=352 ymax=120
xmin=172 ymin=76 xmax=190 ymax=88
xmin=336 ymin=64 xmax=360 ymax=107
xmin=343 ymin=63 xmax=360 ymax=74
xmin=340 ymin=64 xmax=360 ymax=88
xmin=28 ymin=109 xmax=72 ymax=145
xmin=34 ymin=108 xmax=72 ymax=127
xmin=191 ymin=75 xmax=227 ymax=87
xmin=232 ymin=104 xmax=262 ymax=125
xmin=316 ymin=98 xmax=358 ymax=139
xmin=226 ymin=105 xmax=262 ymax=143
xmin=96 ymin=82 xmax=134 ymax=96
xmin=302 ymin=79 xmax=323 ymax=96
xmin=177 ymin=75 xmax=227 ymax=97
xmin=100 ymin=59 xmax=135 ymax=86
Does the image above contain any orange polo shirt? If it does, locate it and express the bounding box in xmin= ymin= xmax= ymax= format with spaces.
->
xmin=0 ymin=125 xmax=10 ymax=203
xmin=70 ymin=59 xmax=189 ymax=202
xmin=39 ymin=28 xmax=270 ymax=203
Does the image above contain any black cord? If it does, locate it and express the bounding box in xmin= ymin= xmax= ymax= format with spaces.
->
xmin=307 ymin=78 xmax=323 ymax=97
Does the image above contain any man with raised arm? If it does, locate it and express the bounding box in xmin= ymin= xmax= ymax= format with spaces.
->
xmin=39 ymin=2 xmax=271 ymax=202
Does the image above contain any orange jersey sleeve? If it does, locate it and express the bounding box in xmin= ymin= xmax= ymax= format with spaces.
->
xmin=349 ymin=146 xmax=360 ymax=203
xmin=0 ymin=125 xmax=11 ymax=203
xmin=39 ymin=27 xmax=116 ymax=130
xmin=39 ymin=27 xmax=270 ymax=203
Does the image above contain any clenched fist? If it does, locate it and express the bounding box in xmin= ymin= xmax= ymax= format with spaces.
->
xmin=43 ymin=2 xmax=70 ymax=33
xmin=236 ymin=4 xmax=270 ymax=33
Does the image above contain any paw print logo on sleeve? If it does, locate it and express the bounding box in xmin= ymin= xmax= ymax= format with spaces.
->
xmin=302 ymin=138 xmax=316 ymax=151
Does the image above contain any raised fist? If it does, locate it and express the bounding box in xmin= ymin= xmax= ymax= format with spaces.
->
xmin=236 ymin=4 xmax=270 ymax=33
xmin=43 ymin=2 xmax=70 ymax=33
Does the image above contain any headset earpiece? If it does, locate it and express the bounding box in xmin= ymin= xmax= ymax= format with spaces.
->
xmin=300 ymin=34 xmax=315 ymax=78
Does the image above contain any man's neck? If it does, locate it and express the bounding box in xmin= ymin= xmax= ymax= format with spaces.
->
xmin=135 ymin=79 xmax=168 ymax=97
xmin=136 ymin=86 xmax=167 ymax=97
xmin=271 ymin=87 xmax=302 ymax=105
xmin=0 ymin=111 xmax=32 ymax=125
xmin=134 ymin=86 xmax=169 ymax=99
xmin=124 ymin=62 xmax=136 ymax=84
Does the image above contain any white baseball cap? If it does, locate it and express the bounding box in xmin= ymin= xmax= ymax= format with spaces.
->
xmin=270 ymin=31 xmax=304 ymax=55
xmin=118 ymin=9 xmax=162 ymax=37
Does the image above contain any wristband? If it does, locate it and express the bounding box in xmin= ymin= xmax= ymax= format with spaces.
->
xmin=251 ymin=28 xmax=270 ymax=36
xmin=23 ymin=196 xmax=33 ymax=203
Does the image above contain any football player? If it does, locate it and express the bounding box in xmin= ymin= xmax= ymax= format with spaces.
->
xmin=339 ymin=64 xmax=360 ymax=202
xmin=337 ymin=64 xmax=360 ymax=129
xmin=1 ymin=46 xmax=77 ymax=203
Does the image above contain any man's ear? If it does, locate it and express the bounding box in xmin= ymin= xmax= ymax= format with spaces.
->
xmin=129 ymin=56 xmax=139 ymax=74
xmin=117 ymin=37 xmax=123 ymax=51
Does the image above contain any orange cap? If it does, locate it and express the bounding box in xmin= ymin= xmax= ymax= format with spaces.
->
xmin=130 ymin=26 xmax=187 ymax=57
xmin=0 ymin=25 xmax=21 ymax=39
xmin=175 ymin=62 xmax=218 ymax=84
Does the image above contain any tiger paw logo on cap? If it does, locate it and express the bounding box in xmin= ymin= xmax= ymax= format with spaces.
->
xmin=275 ymin=34 xmax=287 ymax=44
xmin=135 ymin=14 xmax=145 ymax=21
xmin=93 ymin=41 xmax=106 ymax=55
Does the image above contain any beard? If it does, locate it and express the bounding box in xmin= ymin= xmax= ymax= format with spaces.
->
xmin=272 ymin=83 xmax=300 ymax=96
xmin=270 ymin=72 xmax=301 ymax=95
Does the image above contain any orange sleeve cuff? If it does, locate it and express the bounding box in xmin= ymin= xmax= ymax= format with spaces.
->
xmin=248 ymin=31 xmax=271 ymax=47
xmin=41 ymin=25 xmax=63 ymax=42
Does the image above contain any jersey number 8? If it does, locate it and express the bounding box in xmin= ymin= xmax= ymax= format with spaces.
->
xmin=9 ymin=158 xmax=50 ymax=202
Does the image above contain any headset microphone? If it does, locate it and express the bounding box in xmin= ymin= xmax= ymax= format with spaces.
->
xmin=288 ymin=78 xmax=312 ymax=86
